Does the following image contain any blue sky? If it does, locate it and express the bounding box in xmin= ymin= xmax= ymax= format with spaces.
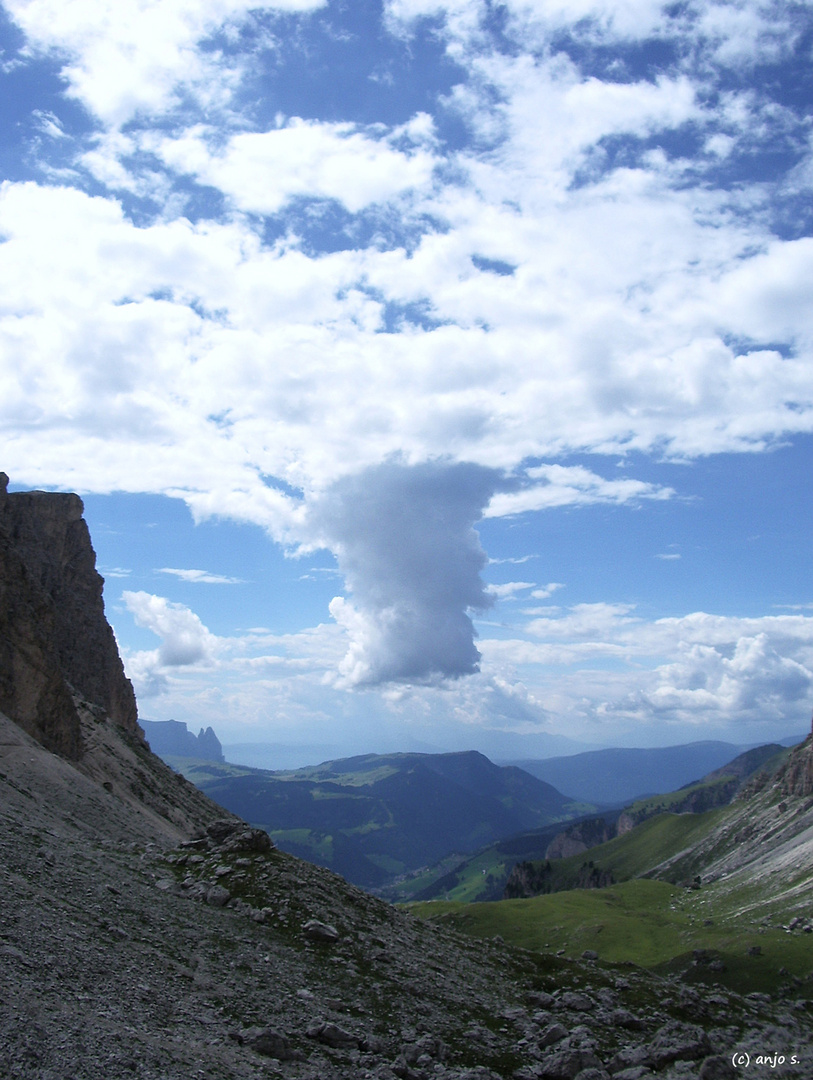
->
xmin=3 ymin=0 xmax=813 ymax=764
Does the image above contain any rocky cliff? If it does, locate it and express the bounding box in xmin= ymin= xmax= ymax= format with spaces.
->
xmin=544 ymin=816 xmax=616 ymax=860
xmin=0 ymin=472 xmax=139 ymax=758
xmin=776 ymin=719 xmax=813 ymax=798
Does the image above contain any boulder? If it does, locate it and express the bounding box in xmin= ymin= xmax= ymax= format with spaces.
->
xmin=303 ymin=919 xmax=340 ymax=943
xmin=647 ymin=1021 xmax=711 ymax=1069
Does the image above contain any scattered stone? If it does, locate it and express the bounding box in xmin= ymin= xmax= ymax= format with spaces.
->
xmin=647 ymin=1021 xmax=711 ymax=1069
xmin=538 ymin=1023 xmax=569 ymax=1048
xmin=205 ymin=884 xmax=231 ymax=907
xmin=536 ymin=1048 xmax=603 ymax=1078
xmin=0 ymin=944 xmax=27 ymax=963
xmin=303 ymin=918 xmax=340 ymax=943
xmin=610 ymin=1009 xmax=644 ymax=1030
xmin=206 ymin=820 xmax=241 ymax=844
xmin=557 ymin=992 xmax=594 ymax=1012
xmin=698 ymin=1055 xmax=737 ymax=1079
xmin=608 ymin=1045 xmax=650 ymax=1073
xmin=246 ymin=1027 xmax=304 ymax=1061
xmin=306 ymin=1020 xmax=359 ymax=1048
xmin=527 ymin=991 xmax=556 ymax=1009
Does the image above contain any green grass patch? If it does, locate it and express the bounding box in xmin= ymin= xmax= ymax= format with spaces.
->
xmin=365 ymin=852 xmax=406 ymax=874
xmin=411 ymin=880 xmax=688 ymax=966
xmin=509 ymin=809 xmax=728 ymax=895
xmin=586 ymin=809 xmax=727 ymax=881
xmin=408 ymin=878 xmax=813 ymax=998
xmin=268 ymin=828 xmax=334 ymax=859
xmin=625 ymin=777 xmax=733 ymax=818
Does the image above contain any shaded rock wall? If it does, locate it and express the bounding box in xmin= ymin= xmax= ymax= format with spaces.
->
xmin=0 ymin=472 xmax=140 ymax=758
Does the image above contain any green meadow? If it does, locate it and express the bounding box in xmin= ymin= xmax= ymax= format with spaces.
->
xmin=409 ymin=877 xmax=813 ymax=997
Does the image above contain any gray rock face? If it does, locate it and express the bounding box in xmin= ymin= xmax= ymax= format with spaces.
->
xmin=0 ymin=473 xmax=139 ymax=756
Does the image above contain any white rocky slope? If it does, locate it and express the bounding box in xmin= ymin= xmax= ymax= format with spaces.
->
xmin=648 ymin=735 xmax=813 ymax=923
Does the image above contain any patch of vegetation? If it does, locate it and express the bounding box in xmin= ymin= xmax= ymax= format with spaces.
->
xmin=408 ymin=878 xmax=813 ymax=999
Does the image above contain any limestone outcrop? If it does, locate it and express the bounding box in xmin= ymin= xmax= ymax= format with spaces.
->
xmin=0 ymin=472 xmax=139 ymax=758
xmin=777 ymin=728 xmax=813 ymax=798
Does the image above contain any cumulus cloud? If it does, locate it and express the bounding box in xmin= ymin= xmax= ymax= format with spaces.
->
xmin=5 ymin=0 xmax=813 ymax=720
xmin=312 ymin=461 xmax=502 ymax=686
xmin=481 ymin=607 xmax=813 ymax=738
xmin=5 ymin=0 xmax=326 ymax=128
xmin=608 ymin=634 xmax=813 ymax=729
xmin=123 ymin=590 xmax=218 ymax=668
xmin=157 ymin=120 xmax=437 ymax=215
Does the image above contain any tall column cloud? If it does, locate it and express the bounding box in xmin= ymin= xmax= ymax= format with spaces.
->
xmin=312 ymin=461 xmax=503 ymax=687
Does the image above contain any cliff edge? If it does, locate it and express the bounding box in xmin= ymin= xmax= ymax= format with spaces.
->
xmin=0 ymin=472 xmax=139 ymax=758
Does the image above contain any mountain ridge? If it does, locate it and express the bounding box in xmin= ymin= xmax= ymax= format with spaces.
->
xmin=175 ymin=748 xmax=587 ymax=891
xmin=506 ymin=739 xmax=791 ymax=804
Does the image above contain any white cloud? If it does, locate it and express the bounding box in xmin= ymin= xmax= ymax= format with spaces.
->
xmin=480 ymin=607 xmax=813 ymax=739
xmin=486 ymin=466 xmax=675 ymax=517
xmin=156 ymin=120 xmax=437 ymax=214
xmin=525 ymin=602 xmax=640 ymax=641
xmin=123 ymin=590 xmax=218 ymax=667
xmin=5 ymin=0 xmax=813 ymax=713
xmin=531 ymin=583 xmax=564 ymax=600
xmin=486 ymin=581 xmax=535 ymax=599
xmin=158 ymin=567 xmax=245 ymax=584
xmin=5 ymin=0 xmax=326 ymax=128
xmin=313 ymin=461 xmax=499 ymax=686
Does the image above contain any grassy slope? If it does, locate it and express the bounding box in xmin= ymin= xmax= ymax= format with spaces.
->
xmin=410 ymin=807 xmax=724 ymax=905
xmin=410 ymin=879 xmax=813 ymax=996
xmin=408 ymin=760 xmax=813 ymax=998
